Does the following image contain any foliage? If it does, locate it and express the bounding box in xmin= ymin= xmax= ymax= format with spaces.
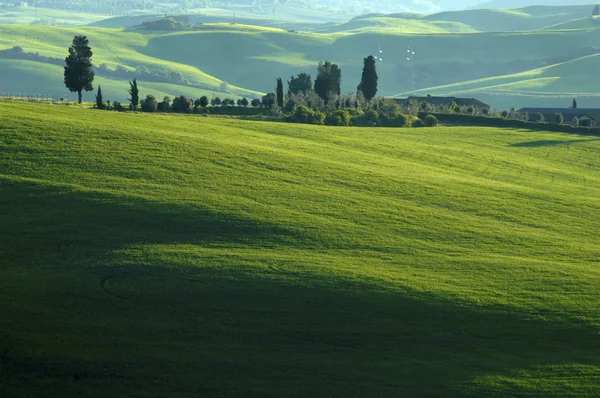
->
xmin=357 ymin=55 xmax=378 ymax=102
xmin=572 ymin=116 xmax=579 ymax=127
xmin=128 ymin=78 xmax=139 ymax=111
xmin=276 ymin=78 xmax=284 ymax=109
xmin=141 ymin=94 xmax=158 ymax=112
xmin=501 ymin=110 xmax=509 ymax=118
xmin=314 ymin=61 xmax=342 ymax=105
xmin=172 ymin=95 xmax=193 ymax=113
xmin=554 ymin=113 xmax=564 ymax=125
xmin=158 ymin=96 xmax=171 ymax=112
xmin=535 ymin=112 xmax=545 ymax=123
xmin=251 ymin=98 xmax=261 ymax=108
xmin=290 ymin=105 xmax=325 ymax=125
xmin=95 ymin=85 xmax=104 ymax=110
xmin=325 ymin=109 xmax=352 ymax=126
xmin=287 ymin=73 xmax=312 ymax=95
xmin=424 ymin=114 xmax=439 ymax=127
xmin=412 ymin=118 xmax=425 ymax=127
xmin=211 ymin=97 xmax=222 ymax=107
xmin=63 ymin=35 xmax=94 ymax=104
xmin=262 ymin=93 xmax=276 ymax=108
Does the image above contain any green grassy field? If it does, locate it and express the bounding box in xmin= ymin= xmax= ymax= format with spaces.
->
xmin=1 ymin=101 xmax=600 ymax=396
xmin=402 ymin=52 xmax=600 ymax=109
xmin=0 ymin=6 xmax=109 ymax=26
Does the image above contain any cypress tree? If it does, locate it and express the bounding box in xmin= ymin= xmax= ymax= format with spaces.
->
xmin=358 ymin=55 xmax=378 ymax=102
xmin=95 ymin=85 xmax=104 ymax=109
xmin=128 ymin=78 xmax=139 ymax=110
xmin=64 ymin=36 xmax=94 ymax=104
xmin=276 ymin=78 xmax=284 ymax=108
xmin=314 ymin=61 xmax=342 ymax=105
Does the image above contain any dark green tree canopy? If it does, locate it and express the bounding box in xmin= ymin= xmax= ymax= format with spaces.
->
xmin=276 ymin=78 xmax=284 ymax=108
xmin=314 ymin=61 xmax=342 ymax=104
xmin=573 ymin=98 xmax=578 ymax=109
xmin=287 ymin=73 xmax=312 ymax=95
xmin=95 ymin=85 xmax=104 ymax=109
xmin=128 ymin=78 xmax=139 ymax=110
xmin=64 ymin=35 xmax=94 ymax=103
xmin=358 ymin=55 xmax=378 ymax=102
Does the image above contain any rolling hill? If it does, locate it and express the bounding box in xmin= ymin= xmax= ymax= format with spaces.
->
xmin=401 ymin=52 xmax=600 ymax=109
xmin=1 ymin=101 xmax=600 ymax=396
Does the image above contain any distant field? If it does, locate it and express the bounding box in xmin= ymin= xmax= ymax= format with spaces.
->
xmin=402 ymin=53 xmax=600 ymax=109
xmin=423 ymin=4 xmax=594 ymax=32
xmin=1 ymin=102 xmax=600 ymax=396
xmin=0 ymin=6 xmax=109 ymax=26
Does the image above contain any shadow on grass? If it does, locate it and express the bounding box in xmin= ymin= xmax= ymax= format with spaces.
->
xmin=1 ymin=179 xmax=598 ymax=397
xmin=510 ymin=138 xmax=600 ymax=147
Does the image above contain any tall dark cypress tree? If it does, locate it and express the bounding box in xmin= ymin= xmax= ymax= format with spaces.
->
xmin=357 ymin=55 xmax=378 ymax=102
xmin=128 ymin=78 xmax=139 ymax=110
xmin=276 ymin=78 xmax=284 ymax=108
xmin=95 ymin=85 xmax=104 ymax=109
xmin=64 ymin=35 xmax=94 ymax=104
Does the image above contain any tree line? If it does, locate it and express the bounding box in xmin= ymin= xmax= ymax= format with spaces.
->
xmin=64 ymin=35 xmax=440 ymax=127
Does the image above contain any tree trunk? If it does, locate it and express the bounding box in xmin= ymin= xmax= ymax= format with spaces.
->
xmin=78 ymin=90 xmax=82 ymax=104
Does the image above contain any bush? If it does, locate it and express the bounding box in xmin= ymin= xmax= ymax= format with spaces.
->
xmin=554 ymin=112 xmax=564 ymax=125
xmin=158 ymin=96 xmax=171 ymax=112
xmin=140 ymin=94 xmax=158 ymax=112
xmin=291 ymin=105 xmax=325 ymax=124
xmin=572 ymin=116 xmax=579 ymax=127
xmin=466 ymin=106 xmax=475 ymax=115
xmin=424 ymin=114 xmax=439 ymax=127
xmin=412 ymin=118 xmax=425 ymax=128
xmin=482 ymin=108 xmax=489 ymax=116
xmin=453 ymin=105 xmax=461 ymax=114
xmin=112 ymin=101 xmax=124 ymax=112
xmin=535 ymin=112 xmax=545 ymax=123
xmin=325 ymin=109 xmax=351 ymax=126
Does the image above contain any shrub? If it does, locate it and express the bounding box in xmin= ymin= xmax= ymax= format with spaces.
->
xmin=501 ymin=110 xmax=509 ymax=118
xmin=535 ymin=112 xmax=545 ymax=123
xmin=291 ymin=105 xmax=325 ymax=124
xmin=482 ymin=108 xmax=489 ymax=116
xmin=158 ymin=96 xmax=171 ymax=112
xmin=420 ymin=101 xmax=431 ymax=112
xmin=466 ymin=106 xmax=475 ymax=115
xmin=112 ymin=101 xmax=124 ymax=112
xmin=554 ymin=112 xmax=564 ymax=125
xmin=424 ymin=114 xmax=439 ymax=127
xmin=412 ymin=118 xmax=425 ymax=128
xmin=380 ymin=113 xmax=408 ymax=127
xmin=325 ymin=109 xmax=351 ymax=126
xmin=140 ymin=94 xmax=158 ymax=112
xmin=572 ymin=116 xmax=579 ymax=127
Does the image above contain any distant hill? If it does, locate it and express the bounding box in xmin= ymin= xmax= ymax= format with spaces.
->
xmin=424 ymin=5 xmax=596 ymax=32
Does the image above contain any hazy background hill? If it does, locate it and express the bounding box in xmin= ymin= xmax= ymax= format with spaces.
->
xmin=2 ymin=2 xmax=600 ymax=109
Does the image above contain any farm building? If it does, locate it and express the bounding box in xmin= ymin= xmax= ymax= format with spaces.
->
xmin=392 ymin=95 xmax=490 ymax=110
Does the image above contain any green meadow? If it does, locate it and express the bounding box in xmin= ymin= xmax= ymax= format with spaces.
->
xmin=1 ymin=102 xmax=600 ymax=396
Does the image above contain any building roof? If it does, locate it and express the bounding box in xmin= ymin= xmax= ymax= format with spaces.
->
xmin=392 ymin=95 xmax=490 ymax=109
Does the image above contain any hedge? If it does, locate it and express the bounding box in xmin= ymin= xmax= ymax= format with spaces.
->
xmin=418 ymin=112 xmax=600 ymax=135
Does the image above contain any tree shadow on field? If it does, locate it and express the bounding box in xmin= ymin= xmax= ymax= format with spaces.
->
xmin=510 ymin=138 xmax=600 ymax=147
xmin=1 ymin=179 xmax=599 ymax=397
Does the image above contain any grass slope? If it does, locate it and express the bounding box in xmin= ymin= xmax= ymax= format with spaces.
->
xmin=402 ymin=53 xmax=600 ymax=109
xmin=424 ymin=5 xmax=595 ymax=32
xmin=4 ymin=22 xmax=600 ymax=103
xmin=1 ymin=102 xmax=600 ymax=396
xmin=0 ymin=6 xmax=109 ymax=26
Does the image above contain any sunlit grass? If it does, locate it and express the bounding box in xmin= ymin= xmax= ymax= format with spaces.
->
xmin=1 ymin=102 xmax=599 ymax=396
